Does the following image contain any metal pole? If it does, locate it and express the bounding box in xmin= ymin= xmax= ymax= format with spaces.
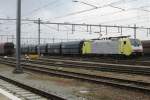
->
xmin=134 ymin=24 xmax=136 ymax=39
xmin=52 ymin=38 xmax=54 ymax=44
xmin=13 ymin=0 xmax=23 ymax=73
xmin=67 ymin=32 xmax=68 ymax=42
xmin=38 ymin=18 xmax=41 ymax=57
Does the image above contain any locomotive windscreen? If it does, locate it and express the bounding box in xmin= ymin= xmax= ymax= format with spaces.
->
xmin=130 ymin=39 xmax=141 ymax=47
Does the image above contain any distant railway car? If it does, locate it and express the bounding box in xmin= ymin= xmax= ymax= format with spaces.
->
xmin=39 ymin=44 xmax=47 ymax=54
xmin=141 ymin=40 xmax=150 ymax=55
xmin=47 ymin=43 xmax=61 ymax=55
xmin=0 ymin=42 xmax=14 ymax=56
xmin=28 ymin=45 xmax=37 ymax=54
xmin=21 ymin=45 xmax=29 ymax=54
xmin=61 ymin=41 xmax=83 ymax=55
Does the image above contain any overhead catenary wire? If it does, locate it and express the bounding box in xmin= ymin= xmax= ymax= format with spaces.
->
xmin=55 ymin=1 xmax=146 ymax=26
xmin=22 ymin=0 xmax=58 ymax=17
xmin=70 ymin=5 xmax=150 ymax=25
xmin=23 ymin=0 xmax=69 ymax=20
xmin=54 ymin=0 xmax=138 ymax=19
xmin=0 ymin=17 xmax=150 ymax=32
xmin=69 ymin=2 xmax=149 ymax=24
xmin=39 ymin=21 xmax=150 ymax=30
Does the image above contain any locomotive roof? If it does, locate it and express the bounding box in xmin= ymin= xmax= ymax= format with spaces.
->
xmin=92 ymin=35 xmax=131 ymax=40
xmin=62 ymin=40 xmax=83 ymax=44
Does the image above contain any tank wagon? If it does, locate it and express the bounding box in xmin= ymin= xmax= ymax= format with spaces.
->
xmin=38 ymin=43 xmax=61 ymax=55
xmin=22 ymin=37 xmax=143 ymax=57
xmin=141 ymin=40 xmax=150 ymax=55
xmin=61 ymin=41 xmax=83 ymax=55
xmin=47 ymin=43 xmax=61 ymax=55
xmin=0 ymin=42 xmax=14 ymax=56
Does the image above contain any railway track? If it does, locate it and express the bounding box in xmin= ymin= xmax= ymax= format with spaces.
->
xmin=41 ymin=56 xmax=150 ymax=66
xmin=0 ymin=74 xmax=65 ymax=100
xmin=36 ymin=58 xmax=150 ymax=75
xmin=0 ymin=58 xmax=150 ymax=94
xmin=3 ymin=57 xmax=150 ymax=75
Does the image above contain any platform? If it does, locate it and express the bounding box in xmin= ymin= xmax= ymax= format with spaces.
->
xmin=0 ymin=93 xmax=9 ymax=100
xmin=0 ymin=64 xmax=150 ymax=100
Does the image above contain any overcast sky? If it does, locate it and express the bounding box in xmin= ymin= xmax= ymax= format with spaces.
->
xmin=0 ymin=0 xmax=150 ymax=44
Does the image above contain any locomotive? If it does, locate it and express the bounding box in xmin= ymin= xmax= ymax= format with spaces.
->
xmin=21 ymin=36 xmax=143 ymax=57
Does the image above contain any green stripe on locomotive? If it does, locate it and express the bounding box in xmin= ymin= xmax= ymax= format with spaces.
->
xmin=119 ymin=38 xmax=133 ymax=56
xmin=82 ymin=40 xmax=92 ymax=54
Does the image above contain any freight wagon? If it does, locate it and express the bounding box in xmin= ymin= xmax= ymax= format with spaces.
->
xmin=0 ymin=42 xmax=14 ymax=56
xmin=141 ymin=40 xmax=150 ymax=55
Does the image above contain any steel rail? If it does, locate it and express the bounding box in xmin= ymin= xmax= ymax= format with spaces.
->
xmin=3 ymin=57 xmax=150 ymax=75
xmin=33 ymin=58 xmax=150 ymax=75
xmin=0 ymin=59 xmax=150 ymax=94
xmin=0 ymin=74 xmax=66 ymax=100
xmin=41 ymin=56 xmax=150 ymax=66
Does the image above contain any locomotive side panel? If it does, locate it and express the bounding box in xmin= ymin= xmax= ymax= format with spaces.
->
xmin=91 ymin=40 xmax=119 ymax=55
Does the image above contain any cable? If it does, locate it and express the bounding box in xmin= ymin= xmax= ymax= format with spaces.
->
xmin=23 ymin=0 xmax=58 ymax=17
xmin=54 ymin=0 xmax=138 ymax=19
xmin=99 ymin=6 xmax=150 ymax=24
xmin=42 ymin=24 xmax=58 ymax=31
xmin=70 ymin=5 xmax=150 ymax=24
xmin=127 ymin=16 xmax=150 ymax=26
xmin=109 ymin=5 xmax=125 ymax=11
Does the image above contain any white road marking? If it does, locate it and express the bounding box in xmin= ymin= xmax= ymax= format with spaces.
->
xmin=0 ymin=88 xmax=21 ymax=100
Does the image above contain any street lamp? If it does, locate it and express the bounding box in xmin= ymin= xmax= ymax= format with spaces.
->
xmin=13 ymin=0 xmax=23 ymax=73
